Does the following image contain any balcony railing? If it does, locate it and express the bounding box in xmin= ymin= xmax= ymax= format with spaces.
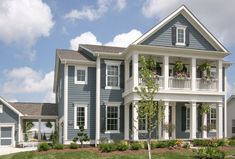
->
xmin=138 ymin=76 xmax=164 ymax=89
xmin=196 ymin=78 xmax=217 ymax=91
xmin=168 ymin=77 xmax=191 ymax=89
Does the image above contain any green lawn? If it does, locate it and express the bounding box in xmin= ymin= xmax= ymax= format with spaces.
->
xmin=0 ymin=149 xmax=234 ymax=159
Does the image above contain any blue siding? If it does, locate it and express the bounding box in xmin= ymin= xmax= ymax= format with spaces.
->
xmin=0 ymin=101 xmax=19 ymax=142
xmin=57 ymin=62 xmax=64 ymax=119
xmin=142 ymin=14 xmax=216 ymax=51
xmin=100 ymin=59 xmax=124 ymax=140
xmin=67 ymin=66 xmax=96 ymax=140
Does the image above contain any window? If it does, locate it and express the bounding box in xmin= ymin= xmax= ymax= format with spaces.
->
xmin=176 ymin=26 xmax=186 ymax=46
xmin=129 ymin=60 xmax=132 ymax=78
xmin=0 ymin=105 xmax=2 ymax=113
xmin=232 ymin=120 xmax=235 ymax=134
xmin=186 ymin=107 xmax=190 ymax=131
xmin=75 ymin=66 xmax=87 ymax=84
xmin=106 ymin=105 xmax=120 ymax=133
xmin=74 ymin=105 xmax=87 ymax=129
xmin=209 ymin=107 xmax=216 ymax=131
xmin=139 ymin=115 xmax=147 ymax=132
xmin=105 ymin=60 xmax=121 ymax=89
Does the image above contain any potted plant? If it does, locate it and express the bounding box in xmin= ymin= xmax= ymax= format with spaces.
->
xmin=199 ymin=62 xmax=213 ymax=82
xmin=173 ymin=60 xmax=187 ymax=79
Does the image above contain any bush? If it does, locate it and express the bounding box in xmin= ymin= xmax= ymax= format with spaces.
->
xmin=53 ymin=143 xmax=64 ymax=150
xmin=230 ymin=136 xmax=235 ymax=140
xmin=99 ymin=143 xmax=116 ymax=152
xmin=130 ymin=142 xmax=142 ymax=150
xmin=151 ymin=140 xmax=176 ymax=148
xmin=69 ymin=143 xmax=79 ymax=149
xmin=193 ymin=146 xmax=225 ymax=159
xmin=116 ymin=141 xmax=129 ymax=151
xmin=229 ymin=140 xmax=235 ymax=146
xmin=192 ymin=139 xmax=226 ymax=147
xmin=38 ymin=142 xmax=50 ymax=151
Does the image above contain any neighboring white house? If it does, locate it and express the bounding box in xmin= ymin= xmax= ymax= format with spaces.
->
xmin=227 ymin=95 xmax=235 ymax=138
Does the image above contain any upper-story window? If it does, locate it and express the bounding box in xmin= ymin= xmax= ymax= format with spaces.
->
xmin=176 ymin=26 xmax=187 ymax=46
xmin=0 ymin=104 xmax=3 ymax=113
xmin=75 ymin=66 xmax=87 ymax=84
xmin=105 ymin=60 xmax=121 ymax=89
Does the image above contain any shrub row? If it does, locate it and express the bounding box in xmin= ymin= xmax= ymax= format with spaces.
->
xmin=229 ymin=140 xmax=235 ymax=146
xmin=193 ymin=147 xmax=225 ymax=159
xmin=38 ymin=142 xmax=79 ymax=151
xmin=192 ymin=139 xmax=226 ymax=147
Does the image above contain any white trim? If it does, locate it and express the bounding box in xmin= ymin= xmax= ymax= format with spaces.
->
xmin=0 ymin=104 xmax=2 ymax=113
xmin=0 ymin=97 xmax=23 ymax=116
xmin=74 ymin=104 xmax=88 ymax=130
xmin=176 ymin=25 xmax=187 ymax=46
xmin=105 ymin=104 xmax=120 ymax=133
xmin=132 ymin=5 xmax=228 ymax=53
xmin=74 ymin=66 xmax=88 ymax=85
xmin=104 ymin=60 xmax=122 ymax=90
xmin=63 ymin=64 xmax=68 ymax=142
xmin=0 ymin=123 xmax=15 ymax=147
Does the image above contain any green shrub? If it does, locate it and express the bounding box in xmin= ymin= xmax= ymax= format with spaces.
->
xmin=116 ymin=142 xmax=129 ymax=151
xmin=99 ymin=143 xmax=116 ymax=152
xmin=192 ymin=139 xmax=225 ymax=147
xmin=183 ymin=143 xmax=190 ymax=149
xmin=130 ymin=142 xmax=142 ymax=150
xmin=69 ymin=143 xmax=79 ymax=149
xmin=151 ymin=140 xmax=176 ymax=148
xmin=38 ymin=142 xmax=50 ymax=151
xmin=193 ymin=146 xmax=225 ymax=159
xmin=53 ymin=143 xmax=64 ymax=150
xmin=229 ymin=140 xmax=235 ymax=146
xmin=230 ymin=136 xmax=235 ymax=140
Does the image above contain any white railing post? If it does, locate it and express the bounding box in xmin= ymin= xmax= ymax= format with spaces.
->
xmin=191 ymin=58 xmax=196 ymax=91
xmin=164 ymin=56 xmax=169 ymax=90
xmin=133 ymin=53 xmax=139 ymax=88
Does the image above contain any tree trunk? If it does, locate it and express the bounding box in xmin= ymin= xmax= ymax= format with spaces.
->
xmin=147 ymin=132 xmax=152 ymax=159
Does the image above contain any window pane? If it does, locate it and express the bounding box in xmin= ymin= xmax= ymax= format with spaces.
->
xmin=232 ymin=120 xmax=235 ymax=127
xmin=139 ymin=117 xmax=146 ymax=131
xmin=106 ymin=106 xmax=118 ymax=131
xmin=77 ymin=70 xmax=85 ymax=82
xmin=177 ymin=29 xmax=184 ymax=43
xmin=232 ymin=127 xmax=235 ymax=133
xmin=77 ymin=107 xmax=85 ymax=127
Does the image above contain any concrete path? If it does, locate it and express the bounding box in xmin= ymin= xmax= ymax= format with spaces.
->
xmin=0 ymin=147 xmax=37 ymax=156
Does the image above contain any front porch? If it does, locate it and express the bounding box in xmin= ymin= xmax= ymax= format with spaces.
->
xmin=124 ymin=101 xmax=223 ymax=141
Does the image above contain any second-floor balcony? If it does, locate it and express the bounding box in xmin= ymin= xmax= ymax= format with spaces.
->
xmin=125 ymin=54 xmax=223 ymax=93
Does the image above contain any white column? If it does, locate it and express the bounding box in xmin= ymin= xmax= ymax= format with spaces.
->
xmin=202 ymin=113 xmax=207 ymax=139
xmin=164 ymin=56 xmax=169 ymax=90
xmin=124 ymin=104 xmax=130 ymax=140
xmin=63 ymin=64 xmax=68 ymax=142
xmin=217 ymin=60 xmax=223 ymax=92
xmin=158 ymin=106 xmax=162 ymax=139
xmin=190 ymin=102 xmax=197 ymax=139
xmin=95 ymin=56 xmax=101 ymax=146
xmin=132 ymin=101 xmax=139 ymax=141
xmin=224 ymin=68 xmax=227 ymax=138
xmin=38 ymin=119 xmax=42 ymax=141
xmin=171 ymin=104 xmax=176 ymax=139
xmin=216 ymin=103 xmax=223 ymax=138
xmin=124 ymin=60 xmax=129 ymax=89
xmin=132 ymin=53 xmax=139 ymax=88
xmin=191 ymin=58 xmax=196 ymax=91
xmin=163 ymin=101 xmax=169 ymax=139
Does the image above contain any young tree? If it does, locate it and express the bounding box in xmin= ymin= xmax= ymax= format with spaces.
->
xmin=135 ymin=56 xmax=165 ymax=159
xmin=73 ymin=125 xmax=89 ymax=148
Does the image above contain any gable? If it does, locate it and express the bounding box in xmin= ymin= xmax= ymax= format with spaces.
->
xmin=141 ymin=14 xmax=216 ymax=51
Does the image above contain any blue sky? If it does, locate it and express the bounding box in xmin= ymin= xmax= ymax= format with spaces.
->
xmin=0 ymin=0 xmax=234 ymax=102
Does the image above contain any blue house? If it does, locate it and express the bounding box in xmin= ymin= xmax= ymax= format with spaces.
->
xmin=0 ymin=5 xmax=231 ymax=147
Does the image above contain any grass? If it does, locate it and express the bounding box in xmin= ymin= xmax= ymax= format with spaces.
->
xmin=0 ymin=148 xmax=234 ymax=159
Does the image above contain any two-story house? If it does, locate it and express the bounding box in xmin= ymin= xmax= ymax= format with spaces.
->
xmin=0 ymin=5 xmax=231 ymax=147
xmin=53 ymin=5 xmax=230 ymax=145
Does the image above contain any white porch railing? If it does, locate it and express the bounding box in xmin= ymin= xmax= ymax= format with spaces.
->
xmin=168 ymin=77 xmax=191 ymax=89
xmin=138 ymin=76 xmax=164 ymax=88
xmin=196 ymin=78 xmax=217 ymax=91
xmin=126 ymin=77 xmax=134 ymax=91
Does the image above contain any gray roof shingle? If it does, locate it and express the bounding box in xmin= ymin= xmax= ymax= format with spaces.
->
xmin=80 ymin=44 xmax=126 ymax=53
xmin=57 ymin=49 xmax=94 ymax=62
xmin=9 ymin=102 xmax=58 ymax=116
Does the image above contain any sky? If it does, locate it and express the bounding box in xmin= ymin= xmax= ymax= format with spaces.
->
xmin=0 ymin=0 xmax=234 ymax=103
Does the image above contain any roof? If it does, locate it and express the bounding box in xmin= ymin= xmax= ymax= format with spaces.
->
xmin=9 ymin=102 xmax=58 ymax=116
xmin=57 ymin=49 xmax=94 ymax=62
xmin=0 ymin=96 xmax=23 ymax=116
xmin=133 ymin=5 xmax=229 ymax=53
xmin=80 ymin=44 xmax=126 ymax=54
xmin=228 ymin=95 xmax=235 ymax=104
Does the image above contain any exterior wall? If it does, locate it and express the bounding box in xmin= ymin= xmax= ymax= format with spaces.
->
xmin=0 ymin=101 xmax=19 ymax=143
xmin=227 ymin=98 xmax=235 ymax=138
xmin=67 ymin=66 xmax=96 ymax=140
xmin=57 ymin=61 xmax=64 ymax=119
xmin=141 ymin=14 xmax=216 ymax=51
xmin=100 ymin=59 xmax=125 ymax=140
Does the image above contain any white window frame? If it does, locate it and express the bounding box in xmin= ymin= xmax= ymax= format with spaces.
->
xmin=0 ymin=123 xmax=15 ymax=147
xmin=74 ymin=104 xmax=88 ymax=130
xmin=104 ymin=60 xmax=122 ymax=90
xmin=105 ymin=103 xmax=120 ymax=133
xmin=185 ymin=106 xmax=190 ymax=132
xmin=0 ymin=105 xmax=2 ymax=113
xmin=232 ymin=119 xmax=235 ymax=134
xmin=209 ymin=105 xmax=216 ymax=132
xmin=74 ymin=66 xmax=88 ymax=85
xmin=176 ymin=25 xmax=187 ymax=46
xmin=139 ymin=115 xmax=147 ymax=133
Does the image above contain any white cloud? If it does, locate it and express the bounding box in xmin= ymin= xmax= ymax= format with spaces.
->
xmin=43 ymin=92 xmax=55 ymax=103
xmin=105 ymin=29 xmax=142 ymax=47
xmin=0 ymin=0 xmax=54 ymax=45
xmin=64 ymin=0 xmax=126 ymax=21
xmin=70 ymin=32 xmax=102 ymax=50
xmin=141 ymin=0 xmax=235 ymax=46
